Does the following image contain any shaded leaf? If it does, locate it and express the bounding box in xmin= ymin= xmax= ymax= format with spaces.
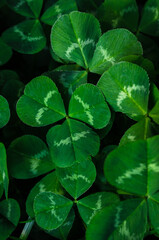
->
xmin=0 ymin=143 xmax=9 ymax=198
xmin=26 ymin=171 xmax=64 ymax=217
xmin=149 ymin=100 xmax=159 ymax=125
xmin=0 ymin=38 xmax=12 ymax=66
xmin=0 ymin=95 xmax=10 ymax=128
xmin=2 ymin=20 xmax=46 ymax=54
xmin=77 ymin=192 xmax=119 ymax=225
xmin=7 ymin=135 xmax=54 ymax=179
xmin=41 ymin=0 xmax=77 ymax=26
xmin=0 ymin=198 xmax=20 ymax=240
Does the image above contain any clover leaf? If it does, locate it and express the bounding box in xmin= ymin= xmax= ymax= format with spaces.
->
xmin=0 ymin=95 xmax=10 ymax=128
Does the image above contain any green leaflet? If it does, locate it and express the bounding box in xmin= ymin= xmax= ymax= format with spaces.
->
xmin=46 ymin=209 xmax=75 ymax=240
xmin=97 ymin=62 xmax=149 ymax=121
xmin=86 ymin=198 xmax=147 ymax=240
xmin=0 ymin=198 xmax=20 ymax=240
xmin=16 ymin=76 xmax=66 ymax=127
xmin=33 ymin=192 xmax=73 ymax=230
xmin=2 ymin=20 xmax=46 ymax=54
xmin=47 ymin=118 xmax=100 ymax=168
xmin=104 ymin=135 xmax=159 ymax=197
xmin=41 ymin=0 xmax=77 ymax=26
xmin=51 ymin=11 xmax=101 ymax=69
xmin=6 ymin=0 xmax=43 ymax=18
xmin=0 ymin=183 xmax=3 ymax=199
xmin=26 ymin=171 xmax=64 ymax=218
xmin=56 ymin=160 xmax=96 ymax=199
xmin=0 ymin=95 xmax=10 ymax=128
xmin=0 ymin=38 xmax=12 ymax=66
xmin=0 ymin=143 xmax=9 ymax=199
xmin=68 ymin=84 xmax=111 ymax=129
xmin=149 ymin=100 xmax=159 ymax=125
xmin=139 ymin=0 xmax=159 ymax=37
xmin=90 ymin=29 xmax=142 ymax=74
xmin=77 ymin=192 xmax=119 ymax=225
xmin=96 ymin=0 xmax=139 ymax=32
xmin=7 ymin=135 xmax=54 ymax=179
xmin=119 ymin=117 xmax=156 ymax=145
xmin=44 ymin=70 xmax=88 ymax=103
xmin=148 ymin=193 xmax=159 ymax=234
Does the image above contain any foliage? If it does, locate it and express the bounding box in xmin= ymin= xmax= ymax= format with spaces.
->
xmin=0 ymin=0 xmax=159 ymax=239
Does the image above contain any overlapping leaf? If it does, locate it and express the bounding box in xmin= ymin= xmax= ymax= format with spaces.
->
xmin=0 ymin=95 xmax=10 ymax=128
xmin=96 ymin=0 xmax=139 ymax=32
xmin=41 ymin=0 xmax=77 ymax=26
xmin=6 ymin=0 xmax=43 ymax=18
xmin=97 ymin=62 xmax=149 ymax=121
xmin=69 ymin=84 xmax=111 ymax=129
xmin=51 ymin=11 xmax=101 ymax=68
xmin=77 ymin=192 xmax=119 ymax=225
xmin=139 ymin=0 xmax=159 ymax=36
xmin=86 ymin=198 xmax=147 ymax=240
xmin=90 ymin=29 xmax=142 ymax=74
xmin=56 ymin=160 xmax=96 ymax=199
xmin=26 ymin=171 xmax=64 ymax=217
xmin=34 ymin=192 xmax=73 ymax=230
xmin=2 ymin=20 xmax=46 ymax=54
xmin=105 ymin=135 xmax=159 ymax=197
xmin=0 ymin=38 xmax=12 ymax=66
xmin=0 ymin=198 xmax=20 ymax=240
xmin=16 ymin=76 xmax=66 ymax=127
xmin=149 ymin=100 xmax=159 ymax=125
xmin=0 ymin=143 xmax=9 ymax=198
xmin=47 ymin=118 xmax=100 ymax=168
xmin=7 ymin=135 xmax=54 ymax=179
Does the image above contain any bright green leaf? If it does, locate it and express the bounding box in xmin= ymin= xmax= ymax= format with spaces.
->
xmin=16 ymin=75 xmax=66 ymax=127
xmin=0 ymin=38 xmax=12 ymax=66
xmin=7 ymin=135 xmax=54 ymax=179
xmin=77 ymin=192 xmax=119 ymax=225
xmin=2 ymin=20 xmax=46 ymax=54
xmin=148 ymin=193 xmax=159 ymax=234
xmin=56 ymin=160 xmax=96 ymax=199
xmin=47 ymin=118 xmax=100 ymax=167
xmin=0 ymin=198 xmax=20 ymax=240
xmin=51 ymin=11 xmax=101 ymax=69
xmin=139 ymin=0 xmax=159 ymax=36
xmin=34 ymin=192 xmax=73 ymax=230
xmin=97 ymin=62 xmax=149 ymax=121
xmin=26 ymin=171 xmax=64 ymax=218
xmin=90 ymin=29 xmax=142 ymax=74
xmin=0 ymin=95 xmax=10 ymax=128
xmin=68 ymin=84 xmax=111 ymax=129
xmin=96 ymin=0 xmax=139 ymax=32
xmin=0 ymin=143 xmax=9 ymax=199
xmin=41 ymin=0 xmax=77 ymax=26
xmin=105 ymin=135 xmax=159 ymax=197
xmin=86 ymin=198 xmax=147 ymax=240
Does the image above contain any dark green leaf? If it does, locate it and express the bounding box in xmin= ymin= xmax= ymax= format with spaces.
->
xmin=2 ymin=20 xmax=46 ymax=54
xmin=149 ymin=100 xmax=159 ymax=125
xmin=7 ymin=135 xmax=54 ymax=179
xmin=0 ymin=95 xmax=10 ymax=128
xmin=0 ymin=143 xmax=9 ymax=198
xmin=0 ymin=38 xmax=12 ymax=66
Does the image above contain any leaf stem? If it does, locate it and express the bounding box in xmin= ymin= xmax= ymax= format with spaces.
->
xmin=19 ymin=218 xmax=35 ymax=240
